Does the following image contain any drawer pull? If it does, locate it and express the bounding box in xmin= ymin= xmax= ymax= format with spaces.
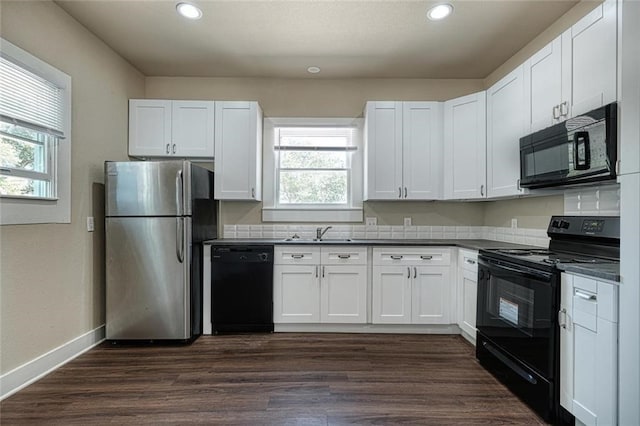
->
xmin=390 ymin=255 xmax=403 ymax=260
xmin=465 ymin=259 xmax=476 ymax=265
xmin=337 ymin=254 xmax=351 ymax=259
xmin=291 ymin=254 xmax=305 ymax=259
xmin=575 ymin=290 xmax=596 ymax=301
xmin=420 ymin=255 xmax=433 ymax=260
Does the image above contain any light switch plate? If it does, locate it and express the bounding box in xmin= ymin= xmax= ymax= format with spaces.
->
xmin=403 ymin=217 xmax=412 ymax=226
xmin=87 ymin=216 xmax=95 ymax=232
xmin=365 ymin=217 xmax=377 ymax=226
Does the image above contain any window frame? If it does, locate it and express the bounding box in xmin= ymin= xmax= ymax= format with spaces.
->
xmin=263 ymin=117 xmax=363 ymax=223
xmin=0 ymin=38 xmax=71 ymax=225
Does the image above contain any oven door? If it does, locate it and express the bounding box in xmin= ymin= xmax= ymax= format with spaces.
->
xmin=477 ymin=256 xmax=558 ymax=378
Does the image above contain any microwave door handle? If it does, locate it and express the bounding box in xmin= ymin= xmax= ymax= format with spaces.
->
xmin=574 ymin=131 xmax=591 ymax=170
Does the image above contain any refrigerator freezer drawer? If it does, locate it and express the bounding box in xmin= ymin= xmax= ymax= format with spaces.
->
xmin=106 ymin=216 xmax=191 ymax=340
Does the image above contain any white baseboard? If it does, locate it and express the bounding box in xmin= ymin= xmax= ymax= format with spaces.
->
xmin=0 ymin=325 xmax=105 ymax=401
xmin=274 ymin=323 xmax=461 ymax=334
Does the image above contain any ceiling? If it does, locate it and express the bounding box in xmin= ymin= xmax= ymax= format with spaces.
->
xmin=54 ymin=0 xmax=580 ymax=79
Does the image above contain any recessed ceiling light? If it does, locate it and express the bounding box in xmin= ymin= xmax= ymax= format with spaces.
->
xmin=307 ymin=66 xmax=321 ymax=74
xmin=427 ymin=3 xmax=453 ymax=21
xmin=176 ymin=2 xmax=202 ymax=20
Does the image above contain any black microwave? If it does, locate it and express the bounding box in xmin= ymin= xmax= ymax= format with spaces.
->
xmin=519 ymin=102 xmax=617 ymax=189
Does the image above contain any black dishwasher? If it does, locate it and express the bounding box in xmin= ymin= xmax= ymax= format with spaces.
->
xmin=211 ymin=245 xmax=274 ymax=333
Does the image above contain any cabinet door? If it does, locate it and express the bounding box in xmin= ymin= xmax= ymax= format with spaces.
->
xmin=372 ymin=265 xmax=411 ymax=324
xmin=171 ymin=101 xmax=215 ymax=158
xmin=412 ymin=266 xmax=450 ymax=324
xmin=559 ymin=274 xmax=574 ymax=412
xmin=320 ymin=265 xmax=367 ymax=323
xmin=486 ymin=65 xmax=527 ymax=198
xmin=273 ymin=264 xmax=320 ymax=323
xmin=564 ymin=0 xmax=617 ymax=117
xmin=460 ymin=269 xmax=477 ymax=336
xmin=402 ymin=102 xmax=443 ymax=200
xmin=523 ymin=36 xmax=563 ymax=133
xmin=364 ymin=102 xmax=403 ymax=200
xmin=214 ymin=101 xmax=262 ymax=200
xmin=128 ymin=99 xmax=172 ymax=157
xmin=443 ymin=92 xmax=486 ymax=200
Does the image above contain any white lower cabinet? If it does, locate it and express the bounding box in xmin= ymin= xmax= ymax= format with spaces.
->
xmin=372 ymin=247 xmax=452 ymax=325
xmin=274 ymin=246 xmax=367 ymax=324
xmin=560 ymin=273 xmax=618 ymax=426
xmin=456 ymin=249 xmax=478 ymax=343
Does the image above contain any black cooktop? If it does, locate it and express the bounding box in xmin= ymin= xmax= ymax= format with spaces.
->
xmin=480 ymin=216 xmax=620 ymax=271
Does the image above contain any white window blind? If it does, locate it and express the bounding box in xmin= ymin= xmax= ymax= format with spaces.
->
xmin=0 ymin=55 xmax=65 ymax=137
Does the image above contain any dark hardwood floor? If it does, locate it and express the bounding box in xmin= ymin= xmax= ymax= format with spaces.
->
xmin=1 ymin=333 xmax=547 ymax=425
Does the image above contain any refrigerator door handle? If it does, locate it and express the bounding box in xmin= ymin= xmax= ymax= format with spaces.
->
xmin=176 ymin=169 xmax=184 ymax=216
xmin=176 ymin=217 xmax=184 ymax=263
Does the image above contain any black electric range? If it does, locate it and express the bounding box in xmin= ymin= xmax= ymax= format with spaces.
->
xmin=476 ymin=216 xmax=620 ymax=424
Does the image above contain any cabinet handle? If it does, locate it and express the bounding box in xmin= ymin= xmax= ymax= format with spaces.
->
xmin=480 ymin=184 xmax=484 ymax=197
xmin=465 ymin=259 xmax=476 ymax=265
xmin=420 ymin=255 xmax=433 ymax=260
xmin=553 ymin=105 xmax=560 ymax=120
xmin=407 ymin=267 xmax=411 ymax=279
xmin=291 ymin=254 xmax=304 ymax=259
xmin=172 ymin=144 xmax=177 ymax=154
xmin=390 ymin=255 xmax=403 ymax=260
xmin=404 ymin=187 xmax=407 ymax=198
xmin=315 ymin=265 xmax=318 ymax=278
xmin=322 ymin=266 xmax=325 ymax=278
xmin=166 ymin=144 xmax=170 ymax=154
xmin=251 ymin=188 xmax=255 ymax=198
xmin=337 ymin=254 xmax=351 ymax=259
xmin=575 ymin=290 xmax=596 ymax=301
xmin=398 ymin=187 xmax=402 ymax=198
xmin=560 ymin=101 xmax=569 ymax=117
xmin=517 ymin=179 xmax=521 ymax=191
xmin=414 ymin=267 xmax=417 ymax=279
xmin=558 ymin=308 xmax=567 ymax=329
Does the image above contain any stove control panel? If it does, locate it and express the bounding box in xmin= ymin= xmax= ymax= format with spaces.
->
xmin=548 ymin=215 xmax=619 ymax=239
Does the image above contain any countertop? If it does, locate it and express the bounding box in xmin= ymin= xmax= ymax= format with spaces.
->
xmin=556 ymin=262 xmax=620 ymax=283
xmin=205 ymin=238 xmax=620 ymax=282
xmin=204 ymin=238 xmax=537 ymax=251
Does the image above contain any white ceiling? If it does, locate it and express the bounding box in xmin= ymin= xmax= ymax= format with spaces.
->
xmin=55 ymin=0 xmax=580 ymax=79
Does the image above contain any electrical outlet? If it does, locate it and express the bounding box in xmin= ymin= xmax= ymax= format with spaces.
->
xmin=403 ymin=217 xmax=412 ymax=226
xmin=365 ymin=217 xmax=377 ymax=226
xmin=511 ymin=218 xmax=518 ymax=229
xmin=87 ymin=216 xmax=95 ymax=232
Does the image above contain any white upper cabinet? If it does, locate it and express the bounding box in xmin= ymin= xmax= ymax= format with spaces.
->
xmin=443 ymin=91 xmax=487 ymax=200
xmin=128 ymin=99 xmax=214 ymax=158
xmin=486 ymin=65 xmax=527 ymax=198
xmin=214 ymin=101 xmax=262 ymax=201
xmin=364 ymin=101 xmax=442 ymax=200
xmin=524 ymin=0 xmax=617 ymax=134
xmin=523 ymin=36 xmax=566 ymax=133
xmin=565 ymin=0 xmax=617 ymax=117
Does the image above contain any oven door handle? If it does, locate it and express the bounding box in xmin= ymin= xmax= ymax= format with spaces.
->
xmin=483 ymin=261 xmax=553 ymax=281
xmin=483 ymin=341 xmax=538 ymax=385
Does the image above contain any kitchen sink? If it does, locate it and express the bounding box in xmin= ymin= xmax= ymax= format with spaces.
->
xmin=282 ymin=238 xmax=353 ymax=242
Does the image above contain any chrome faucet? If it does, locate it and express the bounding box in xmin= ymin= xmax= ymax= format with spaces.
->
xmin=316 ymin=226 xmax=332 ymax=241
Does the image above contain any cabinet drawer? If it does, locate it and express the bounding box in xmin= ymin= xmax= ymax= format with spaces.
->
xmin=372 ymin=247 xmax=451 ymax=266
xmin=274 ymin=246 xmax=321 ymax=265
xmin=321 ymin=247 xmax=367 ymax=265
xmin=458 ymin=249 xmax=478 ymax=273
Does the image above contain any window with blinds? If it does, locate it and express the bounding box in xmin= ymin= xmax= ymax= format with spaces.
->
xmin=0 ymin=53 xmax=65 ymax=199
xmin=275 ymin=127 xmax=356 ymax=206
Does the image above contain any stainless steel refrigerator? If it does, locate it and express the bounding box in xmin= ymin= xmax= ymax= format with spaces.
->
xmin=105 ymin=160 xmax=217 ymax=341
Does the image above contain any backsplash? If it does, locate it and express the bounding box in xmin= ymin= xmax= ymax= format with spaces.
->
xmin=564 ymin=184 xmax=620 ymax=216
xmin=222 ymin=224 xmax=550 ymax=247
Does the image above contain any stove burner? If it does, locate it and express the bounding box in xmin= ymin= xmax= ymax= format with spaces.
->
xmin=497 ymin=249 xmax=551 ymax=256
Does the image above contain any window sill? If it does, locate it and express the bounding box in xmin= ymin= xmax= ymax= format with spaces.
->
xmin=262 ymin=208 xmax=363 ymax=223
